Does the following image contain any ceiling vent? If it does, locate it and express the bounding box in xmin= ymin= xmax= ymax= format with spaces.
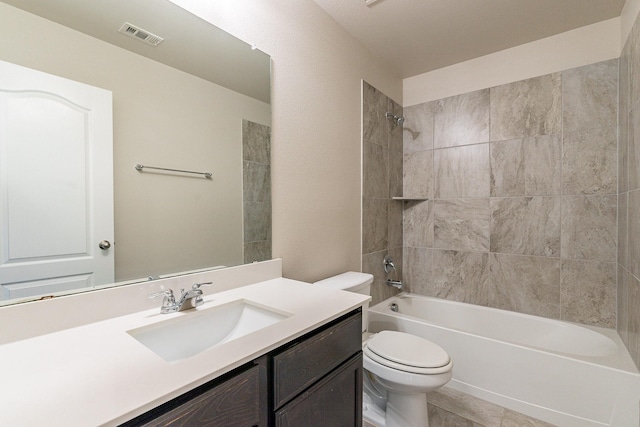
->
xmin=118 ymin=22 xmax=164 ymax=47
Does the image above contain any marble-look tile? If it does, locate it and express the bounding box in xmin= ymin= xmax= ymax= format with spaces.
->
xmin=427 ymin=386 xmax=504 ymax=427
xmin=427 ymin=405 xmax=481 ymax=427
xmin=490 ymin=197 xmax=561 ymax=257
xmin=490 ymin=139 xmax=525 ymax=197
xmin=403 ymin=247 xmax=431 ymax=294
xmin=363 ymin=141 xmax=389 ymax=199
xmin=523 ymin=135 xmax=561 ymax=196
xmin=243 ymin=201 xmax=271 ymax=242
xmin=403 ymin=101 xmax=435 ymax=152
xmin=620 ymin=109 xmax=630 ymax=194
xmin=362 ymin=81 xmax=388 ymax=147
xmin=561 ymin=195 xmax=617 ymax=262
xmin=562 ymin=127 xmax=617 ymax=195
xmin=630 ymin=20 xmax=640 ymax=111
xmin=490 ymin=73 xmax=561 ymax=140
xmin=629 ymin=272 xmax=640 ymax=369
xmin=428 ymin=250 xmax=489 ymax=304
xmin=388 ymin=199 xmax=403 ymax=249
xmin=562 ymin=59 xmax=618 ymax=133
xmin=243 ymin=161 xmax=271 ymax=202
xmin=389 ymin=143 xmax=403 ymax=197
xmin=404 ymin=150 xmax=433 ymax=199
xmin=490 ymin=136 xmax=561 ymax=197
xmin=628 ymin=189 xmax=640 ymax=278
xmin=434 ymin=144 xmax=490 ymax=198
xmin=243 ymin=241 xmax=271 ymax=264
xmin=489 ymin=253 xmax=560 ymax=318
xmin=629 ymin=106 xmax=640 ymax=191
xmin=560 ymin=260 xmax=616 ymax=327
xmin=403 ymin=200 xmax=433 ymax=248
xmin=362 ymin=197 xmax=389 ymax=254
xmin=620 ymin=43 xmax=630 ymax=194
xmin=501 ymin=410 xmax=558 ymax=427
xmin=619 ymin=192 xmax=629 ymax=269
xmin=242 ymin=120 xmax=271 ymax=163
xmin=434 ymin=199 xmax=490 ymax=252
xmin=621 ymin=30 xmax=631 ymax=116
xmin=433 ymin=89 xmax=490 ymax=148
xmin=618 ymin=265 xmax=630 ymax=345
xmin=388 ymin=98 xmax=403 ymax=152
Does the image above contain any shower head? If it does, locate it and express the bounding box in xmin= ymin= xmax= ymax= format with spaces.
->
xmin=404 ymin=127 xmax=421 ymax=140
xmin=385 ymin=112 xmax=406 ymax=126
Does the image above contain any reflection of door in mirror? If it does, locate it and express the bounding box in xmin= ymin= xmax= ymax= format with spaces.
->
xmin=0 ymin=60 xmax=114 ymax=302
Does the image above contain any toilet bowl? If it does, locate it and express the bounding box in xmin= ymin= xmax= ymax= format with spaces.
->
xmin=314 ymin=272 xmax=453 ymax=427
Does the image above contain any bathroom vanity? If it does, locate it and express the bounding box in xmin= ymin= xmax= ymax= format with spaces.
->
xmin=123 ymin=310 xmax=362 ymax=426
xmin=0 ymin=260 xmax=369 ymax=426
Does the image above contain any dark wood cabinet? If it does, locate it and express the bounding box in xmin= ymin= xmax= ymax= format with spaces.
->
xmin=121 ymin=309 xmax=362 ymax=427
xmin=272 ymin=311 xmax=362 ymax=409
xmin=274 ymin=353 xmax=362 ymax=427
xmin=121 ymin=357 xmax=268 ymax=427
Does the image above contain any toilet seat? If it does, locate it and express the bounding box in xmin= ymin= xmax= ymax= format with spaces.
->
xmin=364 ymin=330 xmax=452 ymax=375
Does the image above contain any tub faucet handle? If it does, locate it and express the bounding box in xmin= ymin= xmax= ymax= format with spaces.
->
xmin=383 ymin=255 xmax=396 ymax=274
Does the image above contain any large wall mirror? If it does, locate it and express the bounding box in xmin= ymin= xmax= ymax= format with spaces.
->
xmin=0 ymin=0 xmax=272 ymax=306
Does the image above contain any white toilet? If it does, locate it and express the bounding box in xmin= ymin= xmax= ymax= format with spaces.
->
xmin=314 ymin=272 xmax=453 ymax=427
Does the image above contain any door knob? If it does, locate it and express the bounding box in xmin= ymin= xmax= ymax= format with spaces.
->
xmin=98 ymin=240 xmax=111 ymax=250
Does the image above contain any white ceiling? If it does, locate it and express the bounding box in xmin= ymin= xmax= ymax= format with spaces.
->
xmin=313 ymin=0 xmax=626 ymax=78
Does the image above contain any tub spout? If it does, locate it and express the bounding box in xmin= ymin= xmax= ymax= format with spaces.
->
xmin=387 ymin=279 xmax=403 ymax=289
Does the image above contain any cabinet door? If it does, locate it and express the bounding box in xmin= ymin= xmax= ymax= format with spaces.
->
xmin=275 ymin=353 xmax=363 ymax=427
xmin=133 ymin=363 xmax=266 ymax=427
xmin=273 ymin=311 xmax=362 ymax=409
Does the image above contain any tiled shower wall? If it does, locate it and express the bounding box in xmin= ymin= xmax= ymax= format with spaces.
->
xmin=618 ymin=11 xmax=640 ymax=368
xmin=399 ymin=59 xmax=619 ymax=329
xmin=242 ymin=119 xmax=272 ymax=263
xmin=362 ymin=82 xmax=404 ymax=305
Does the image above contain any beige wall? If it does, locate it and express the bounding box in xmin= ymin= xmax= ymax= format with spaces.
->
xmin=0 ymin=3 xmax=271 ymax=282
xmin=171 ymin=0 xmax=403 ymax=282
xmin=404 ymin=18 xmax=621 ymax=106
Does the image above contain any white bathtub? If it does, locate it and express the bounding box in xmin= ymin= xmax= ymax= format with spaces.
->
xmin=368 ymin=293 xmax=640 ymax=427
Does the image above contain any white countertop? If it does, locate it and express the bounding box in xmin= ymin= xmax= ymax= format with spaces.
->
xmin=0 ymin=278 xmax=369 ymax=426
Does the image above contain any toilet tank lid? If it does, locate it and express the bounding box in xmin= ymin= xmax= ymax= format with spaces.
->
xmin=313 ymin=271 xmax=373 ymax=291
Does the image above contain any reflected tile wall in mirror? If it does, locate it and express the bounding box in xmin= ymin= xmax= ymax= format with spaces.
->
xmin=243 ymin=120 xmax=272 ymax=263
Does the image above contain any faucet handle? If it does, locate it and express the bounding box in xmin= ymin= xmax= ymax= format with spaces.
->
xmin=192 ymin=282 xmax=213 ymax=290
xmin=191 ymin=282 xmax=213 ymax=307
xmin=148 ymin=289 xmax=174 ymax=299
xmin=149 ymin=289 xmax=178 ymax=313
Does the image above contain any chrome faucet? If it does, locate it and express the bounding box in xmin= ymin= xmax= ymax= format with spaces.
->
xmin=383 ymin=255 xmax=403 ymax=290
xmin=149 ymin=282 xmax=213 ymax=313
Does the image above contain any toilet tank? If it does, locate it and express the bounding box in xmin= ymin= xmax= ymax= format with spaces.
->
xmin=313 ymin=272 xmax=373 ymax=333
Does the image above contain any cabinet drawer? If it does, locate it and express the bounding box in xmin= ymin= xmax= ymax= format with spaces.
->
xmin=275 ymin=352 xmax=363 ymax=427
xmin=273 ymin=311 xmax=361 ymax=409
xmin=137 ymin=364 xmax=264 ymax=427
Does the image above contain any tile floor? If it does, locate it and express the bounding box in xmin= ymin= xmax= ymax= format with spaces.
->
xmin=363 ymin=385 xmax=557 ymax=427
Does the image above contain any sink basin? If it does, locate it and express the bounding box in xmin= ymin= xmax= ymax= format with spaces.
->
xmin=128 ymin=299 xmax=291 ymax=362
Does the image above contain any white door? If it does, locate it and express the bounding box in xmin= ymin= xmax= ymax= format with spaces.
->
xmin=0 ymin=60 xmax=113 ymax=302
